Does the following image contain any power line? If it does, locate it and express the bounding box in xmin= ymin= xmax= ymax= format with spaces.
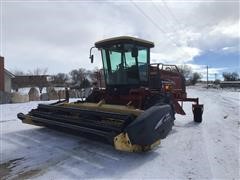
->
xmin=207 ymin=65 xmax=209 ymax=88
xmin=131 ymin=0 xmax=167 ymax=35
xmin=151 ymin=1 xmax=170 ymax=27
xmin=131 ymin=0 xmax=180 ymax=48
xmin=161 ymin=0 xmax=182 ymax=27
xmin=151 ymin=0 xmax=179 ymax=34
xmin=130 ymin=0 xmax=196 ymax=63
xmin=159 ymin=0 xmax=195 ymax=63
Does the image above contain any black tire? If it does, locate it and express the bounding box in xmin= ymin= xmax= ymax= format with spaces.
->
xmin=143 ymin=94 xmax=175 ymax=121
xmin=85 ymin=89 xmax=102 ymax=103
xmin=143 ymin=94 xmax=169 ymax=109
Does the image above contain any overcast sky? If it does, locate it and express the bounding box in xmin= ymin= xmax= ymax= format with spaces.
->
xmin=1 ymin=0 xmax=239 ymax=80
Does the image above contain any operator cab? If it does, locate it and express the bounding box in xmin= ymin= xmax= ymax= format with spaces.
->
xmin=94 ymin=36 xmax=154 ymax=92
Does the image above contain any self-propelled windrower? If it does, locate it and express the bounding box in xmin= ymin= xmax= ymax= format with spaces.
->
xmin=18 ymin=36 xmax=203 ymax=152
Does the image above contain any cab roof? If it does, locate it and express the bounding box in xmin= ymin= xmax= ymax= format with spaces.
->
xmin=95 ymin=36 xmax=154 ymax=48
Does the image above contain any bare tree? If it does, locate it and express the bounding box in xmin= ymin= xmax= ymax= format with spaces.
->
xmin=222 ymin=72 xmax=239 ymax=81
xmin=13 ymin=69 xmax=25 ymax=76
xmin=80 ymin=78 xmax=91 ymax=88
xmin=88 ymin=67 xmax=101 ymax=83
xmin=69 ymin=68 xmax=87 ymax=86
xmin=28 ymin=68 xmax=48 ymax=75
xmin=177 ymin=65 xmax=192 ymax=79
xmin=53 ymin=73 xmax=69 ymax=84
xmin=189 ymin=72 xmax=202 ymax=85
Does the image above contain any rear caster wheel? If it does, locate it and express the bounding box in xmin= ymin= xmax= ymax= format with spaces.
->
xmin=192 ymin=104 xmax=203 ymax=123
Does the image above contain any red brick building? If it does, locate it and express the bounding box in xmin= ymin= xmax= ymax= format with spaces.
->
xmin=0 ymin=56 xmax=4 ymax=92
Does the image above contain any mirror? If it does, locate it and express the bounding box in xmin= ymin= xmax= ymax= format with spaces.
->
xmin=89 ymin=46 xmax=96 ymax=64
xmin=90 ymin=54 xmax=94 ymax=63
xmin=131 ymin=47 xmax=138 ymax=58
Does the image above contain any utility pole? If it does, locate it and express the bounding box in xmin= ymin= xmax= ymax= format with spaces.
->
xmin=207 ymin=66 xmax=209 ymax=89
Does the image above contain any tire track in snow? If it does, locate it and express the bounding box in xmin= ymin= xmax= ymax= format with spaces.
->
xmin=3 ymin=127 xmax=133 ymax=179
xmin=17 ymin=128 xmax=120 ymax=161
xmin=174 ymin=122 xmax=213 ymax=179
xmin=0 ymin=119 xmax=17 ymax=123
xmin=3 ymin=129 xmax=126 ymax=178
xmin=188 ymin=88 xmax=240 ymax=179
xmin=29 ymin=128 xmax=121 ymax=161
xmin=10 ymin=132 xmax=105 ymax=167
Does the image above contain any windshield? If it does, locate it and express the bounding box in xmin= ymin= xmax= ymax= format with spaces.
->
xmin=101 ymin=44 xmax=149 ymax=85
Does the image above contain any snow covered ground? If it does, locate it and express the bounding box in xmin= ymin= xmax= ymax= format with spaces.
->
xmin=0 ymin=87 xmax=239 ymax=179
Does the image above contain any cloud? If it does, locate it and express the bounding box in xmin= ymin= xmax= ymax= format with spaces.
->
xmin=222 ymin=46 xmax=239 ymax=53
xmin=210 ymin=21 xmax=240 ymax=38
xmin=1 ymin=0 xmax=239 ymax=74
xmin=2 ymin=2 xmax=138 ymax=73
xmin=151 ymin=46 xmax=201 ymax=64
xmin=185 ymin=63 xmax=227 ymax=80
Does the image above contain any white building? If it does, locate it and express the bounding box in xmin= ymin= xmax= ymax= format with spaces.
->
xmin=4 ymin=69 xmax=15 ymax=92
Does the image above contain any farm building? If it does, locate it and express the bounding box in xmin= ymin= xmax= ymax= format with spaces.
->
xmin=0 ymin=56 xmax=15 ymax=93
xmin=220 ymin=81 xmax=240 ymax=88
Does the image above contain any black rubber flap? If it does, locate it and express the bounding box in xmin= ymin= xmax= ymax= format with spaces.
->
xmin=125 ymin=105 xmax=174 ymax=146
